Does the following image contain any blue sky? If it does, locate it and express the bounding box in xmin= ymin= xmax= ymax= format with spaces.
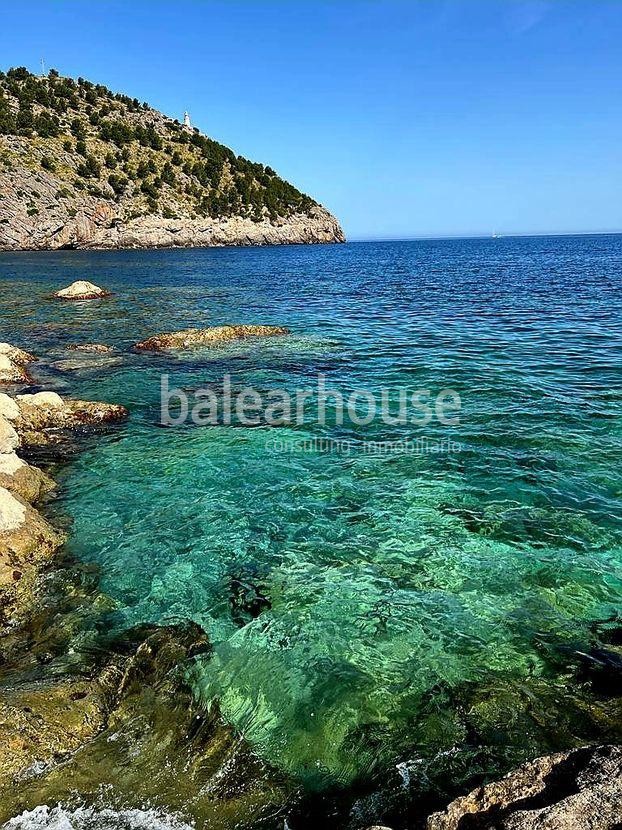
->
xmin=2 ymin=0 xmax=622 ymax=239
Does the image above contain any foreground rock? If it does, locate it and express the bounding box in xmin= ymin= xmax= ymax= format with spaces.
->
xmin=427 ymin=745 xmax=622 ymax=830
xmin=13 ymin=391 xmax=128 ymax=447
xmin=0 ymin=344 xmax=36 ymax=384
xmin=135 ymin=324 xmax=290 ymax=352
xmin=53 ymin=280 xmax=110 ymax=300
xmin=0 ymin=486 xmax=65 ymax=632
xmin=0 ymin=388 xmax=127 ymax=638
xmin=0 ymin=401 xmax=55 ymax=502
xmin=0 ymin=624 xmax=294 ymax=828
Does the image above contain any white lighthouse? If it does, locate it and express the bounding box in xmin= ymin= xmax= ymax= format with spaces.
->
xmin=183 ymin=111 xmax=191 ymax=129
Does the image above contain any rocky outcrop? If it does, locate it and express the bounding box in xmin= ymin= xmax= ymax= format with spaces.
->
xmin=53 ymin=280 xmax=110 ymax=300
xmin=426 ymin=745 xmax=622 ymax=830
xmin=13 ymin=390 xmax=128 ymax=447
xmin=0 ymin=75 xmax=345 ymax=251
xmin=0 ymin=344 xmax=36 ymax=385
xmin=0 ymin=386 xmax=128 ymax=636
xmin=0 ymin=398 xmax=55 ymax=503
xmin=135 ymin=323 xmax=290 ymax=351
xmin=0 ymin=451 xmax=55 ymax=503
xmin=0 ymin=485 xmax=65 ymax=632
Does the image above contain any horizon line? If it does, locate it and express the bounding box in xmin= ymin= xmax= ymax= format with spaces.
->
xmin=347 ymin=230 xmax=622 ymax=243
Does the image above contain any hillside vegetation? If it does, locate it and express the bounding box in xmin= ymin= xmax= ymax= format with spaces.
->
xmin=0 ymin=66 xmax=319 ymax=225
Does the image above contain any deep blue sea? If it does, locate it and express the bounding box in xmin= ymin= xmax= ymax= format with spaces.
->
xmin=1 ymin=236 xmax=621 ymax=825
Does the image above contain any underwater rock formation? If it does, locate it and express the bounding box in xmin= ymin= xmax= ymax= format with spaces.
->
xmin=67 ymin=343 xmax=115 ymax=353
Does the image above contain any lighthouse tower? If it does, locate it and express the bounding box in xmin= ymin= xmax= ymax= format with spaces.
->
xmin=183 ymin=111 xmax=192 ymax=129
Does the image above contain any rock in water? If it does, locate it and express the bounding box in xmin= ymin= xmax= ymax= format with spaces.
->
xmin=53 ymin=280 xmax=110 ymax=300
xmin=135 ymin=324 xmax=290 ymax=351
xmin=0 ymin=343 xmax=37 ymax=384
xmin=68 ymin=343 xmax=114 ymax=353
xmin=426 ymin=745 xmax=622 ymax=830
xmin=14 ymin=391 xmax=128 ymax=447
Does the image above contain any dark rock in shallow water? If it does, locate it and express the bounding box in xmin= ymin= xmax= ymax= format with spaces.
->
xmin=426 ymin=745 xmax=622 ymax=829
xmin=67 ymin=343 xmax=115 ymax=353
xmin=0 ymin=622 xmax=296 ymax=828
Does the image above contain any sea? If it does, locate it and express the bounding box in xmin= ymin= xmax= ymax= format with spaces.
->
xmin=0 ymin=235 xmax=621 ymax=828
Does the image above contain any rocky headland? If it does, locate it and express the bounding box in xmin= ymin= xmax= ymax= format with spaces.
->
xmin=0 ymin=68 xmax=345 ymax=251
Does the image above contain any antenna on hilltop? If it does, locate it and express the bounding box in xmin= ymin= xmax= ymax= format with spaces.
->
xmin=183 ymin=111 xmax=192 ymax=129
xmin=40 ymin=57 xmax=46 ymax=77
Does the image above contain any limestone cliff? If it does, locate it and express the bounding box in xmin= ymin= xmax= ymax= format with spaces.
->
xmin=0 ymin=67 xmax=344 ymax=250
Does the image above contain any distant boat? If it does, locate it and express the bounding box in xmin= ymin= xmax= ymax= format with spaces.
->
xmin=492 ymin=231 xmax=501 ymax=239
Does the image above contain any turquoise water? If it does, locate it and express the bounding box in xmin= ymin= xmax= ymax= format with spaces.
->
xmin=1 ymin=237 xmax=621 ymax=801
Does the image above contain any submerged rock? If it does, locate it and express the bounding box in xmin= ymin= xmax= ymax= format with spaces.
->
xmin=53 ymin=280 xmax=110 ymax=300
xmin=0 ymin=623 xmax=295 ymax=828
xmin=0 ymin=344 xmax=37 ymax=385
xmin=426 ymin=745 xmax=622 ymax=830
xmin=135 ymin=324 xmax=290 ymax=352
xmin=67 ymin=343 xmax=115 ymax=353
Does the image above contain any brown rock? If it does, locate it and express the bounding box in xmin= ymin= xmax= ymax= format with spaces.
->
xmin=14 ymin=391 xmax=128 ymax=447
xmin=0 ymin=486 xmax=65 ymax=629
xmin=0 ymin=452 xmax=55 ymax=503
xmin=135 ymin=323 xmax=290 ymax=351
xmin=0 ymin=677 xmax=111 ymax=788
xmin=426 ymin=745 xmax=622 ymax=830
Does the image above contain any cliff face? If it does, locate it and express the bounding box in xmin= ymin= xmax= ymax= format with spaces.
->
xmin=0 ymin=68 xmax=344 ymax=250
xmin=0 ymin=161 xmax=344 ymax=250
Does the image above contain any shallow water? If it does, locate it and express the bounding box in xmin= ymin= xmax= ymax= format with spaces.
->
xmin=1 ymin=238 xmax=621 ymax=813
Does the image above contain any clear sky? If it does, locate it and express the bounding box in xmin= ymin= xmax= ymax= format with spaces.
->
xmin=2 ymin=0 xmax=621 ymax=240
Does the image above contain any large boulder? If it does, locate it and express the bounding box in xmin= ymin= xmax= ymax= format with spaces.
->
xmin=0 ymin=411 xmax=54 ymax=502
xmin=0 ymin=344 xmax=37 ymax=384
xmin=0 ymin=452 xmax=55 ymax=502
xmin=0 ymin=486 xmax=65 ymax=629
xmin=0 ymin=416 xmax=19 ymax=454
xmin=135 ymin=324 xmax=290 ymax=352
xmin=53 ymin=280 xmax=110 ymax=300
xmin=426 ymin=745 xmax=622 ymax=830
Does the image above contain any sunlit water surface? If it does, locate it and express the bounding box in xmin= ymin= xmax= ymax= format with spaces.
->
xmin=1 ymin=237 xmax=621 ymax=798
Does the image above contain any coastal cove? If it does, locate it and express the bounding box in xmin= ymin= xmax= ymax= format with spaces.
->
xmin=0 ymin=237 xmax=621 ymax=828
